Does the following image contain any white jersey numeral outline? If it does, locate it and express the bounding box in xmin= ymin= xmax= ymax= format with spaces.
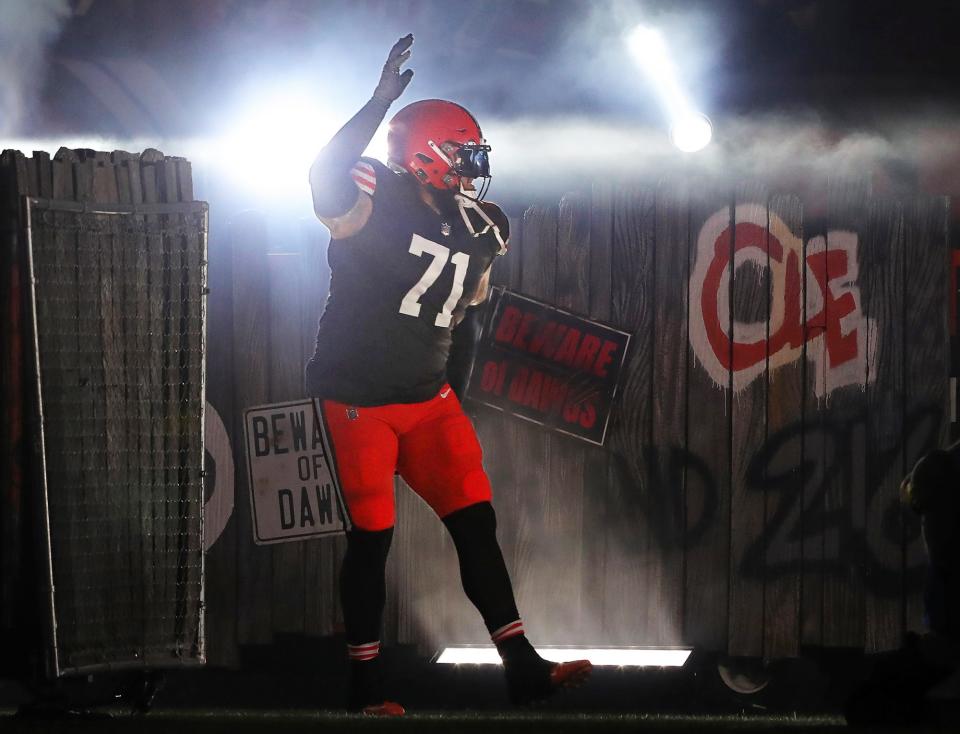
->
xmin=398 ymin=233 xmax=470 ymax=328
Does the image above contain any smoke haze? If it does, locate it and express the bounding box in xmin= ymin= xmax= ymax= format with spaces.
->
xmin=0 ymin=0 xmax=71 ymax=135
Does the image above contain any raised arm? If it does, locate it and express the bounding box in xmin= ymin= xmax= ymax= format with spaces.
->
xmin=309 ymin=34 xmax=414 ymax=235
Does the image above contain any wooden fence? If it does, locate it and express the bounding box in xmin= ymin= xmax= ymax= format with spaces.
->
xmin=2 ymin=151 xmax=952 ymax=670
xmin=203 ymin=180 xmax=951 ymax=665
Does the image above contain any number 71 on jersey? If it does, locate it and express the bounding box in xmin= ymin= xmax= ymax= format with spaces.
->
xmin=398 ymin=233 xmax=470 ymax=328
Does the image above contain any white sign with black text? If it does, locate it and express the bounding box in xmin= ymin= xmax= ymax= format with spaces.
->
xmin=243 ymin=399 xmax=351 ymax=544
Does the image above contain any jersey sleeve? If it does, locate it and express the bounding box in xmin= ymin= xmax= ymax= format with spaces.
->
xmin=349 ymin=160 xmax=377 ymax=197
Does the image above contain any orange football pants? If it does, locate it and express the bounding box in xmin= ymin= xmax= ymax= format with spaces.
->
xmin=320 ymin=386 xmax=492 ymax=531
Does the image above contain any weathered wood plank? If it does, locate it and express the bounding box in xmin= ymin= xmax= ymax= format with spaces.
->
xmin=268 ymin=251 xmax=306 ymax=635
xmin=4 ymin=152 xmax=30 ymax=618
xmin=112 ymin=153 xmax=132 ymax=204
xmin=0 ymin=152 xmax=24 ymax=641
xmin=230 ymin=210 xmax=273 ymax=646
xmin=605 ymin=185 xmax=655 ymax=644
xmin=51 ymin=152 xmax=73 ymax=201
xmin=902 ymin=196 xmax=951 ymax=634
xmin=648 ymin=181 xmax=689 ymax=646
xmin=684 ymin=189 xmax=732 ymax=650
xmin=581 ymin=183 xmax=613 ymax=640
xmin=299 ymin=220 xmax=341 ymax=639
xmin=111 ymin=151 xmax=141 ymax=655
xmin=545 ymin=192 xmax=590 ymax=640
xmin=93 ymin=158 xmax=128 ymax=651
xmin=729 ymin=189 xmax=771 ymax=657
xmin=175 ymin=158 xmax=194 ymax=202
xmin=202 ymin=184 xmax=239 ymax=665
xmin=73 ymin=154 xmax=107 ymax=657
xmin=800 ymin=188 xmax=827 ymax=648
xmin=762 ymin=194 xmax=803 ymax=658
xmin=2 ymin=153 xmax=33 ymax=650
xmin=158 ymin=156 xmax=179 ymax=206
xmin=589 ymin=183 xmax=613 ymax=324
xmin=34 ymin=151 xmax=53 ymax=198
xmin=37 ymin=152 xmax=80 ymax=658
xmin=139 ymin=155 xmax=167 ymax=652
xmin=92 ymin=160 xmax=119 ymax=204
xmin=73 ymin=155 xmax=94 ymax=203
xmin=821 ymin=180 xmax=870 ymax=649
xmin=157 ymin=157 xmax=184 ymax=651
xmin=118 ymin=154 xmax=155 ymax=658
xmin=178 ymin=173 xmax=205 ymax=658
xmin=24 ymin=152 xmax=40 ymax=195
xmin=508 ymin=204 xmax=557 ymax=642
xmin=861 ymin=200 xmax=905 ymax=652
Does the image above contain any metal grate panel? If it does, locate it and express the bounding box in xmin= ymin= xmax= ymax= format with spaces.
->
xmin=24 ymin=198 xmax=207 ymax=676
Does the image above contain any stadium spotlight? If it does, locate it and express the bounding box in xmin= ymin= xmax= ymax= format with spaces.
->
xmin=436 ymin=646 xmax=692 ymax=667
xmin=626 ymin=24 xmax=712 ymax=153
xmin=670 ymin=112 xmax=713 ymax=153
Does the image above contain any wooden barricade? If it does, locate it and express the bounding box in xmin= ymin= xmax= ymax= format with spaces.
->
xmin=157 ymin=178 xmax=959 ymax=663
xmin=3 ymin=153 xmax=952 ymax=668
xmin=0 ymin=147 xmax=206 ymax=675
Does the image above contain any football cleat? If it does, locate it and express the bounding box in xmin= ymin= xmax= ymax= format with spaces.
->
xmin=361 ymin=701 xmax=406 ymax=717
xmin=550 ymin=659 xmax=593 ymax=690
xmin=505 ymin=656 xmax=594 ymax=705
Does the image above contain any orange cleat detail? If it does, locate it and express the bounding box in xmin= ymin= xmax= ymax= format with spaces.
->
xmin=361 ymin=701 xmax=406 ymax=717
xmin=549 ymin=659 xmax=593 ymax=690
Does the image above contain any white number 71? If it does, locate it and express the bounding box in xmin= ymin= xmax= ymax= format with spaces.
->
xmin=398 ymin=233 xmax=470 ymax=328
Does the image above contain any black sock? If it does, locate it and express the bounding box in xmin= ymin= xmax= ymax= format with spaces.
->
xmin=496 ymin=634 xmax=544 ymax=667
xmin=346 ymin=657 xmax=384 ymax=710
xmin=442 ymin=502 xmax=520 ymax=634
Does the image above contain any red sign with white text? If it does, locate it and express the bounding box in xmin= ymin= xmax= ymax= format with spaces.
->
xmin=466 ymin=289 xmax=631 ymax=445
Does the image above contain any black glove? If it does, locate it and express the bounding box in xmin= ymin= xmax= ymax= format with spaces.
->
xmin=372 ymin=34 xmax=414 ymax=103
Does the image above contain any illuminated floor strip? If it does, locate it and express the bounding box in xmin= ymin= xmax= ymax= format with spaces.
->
xmin=436 ymin=647 xmax=692 ymax=667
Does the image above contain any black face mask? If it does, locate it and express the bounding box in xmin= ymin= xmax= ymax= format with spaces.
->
xmin=453 ymin=143 xmax=491 ymax=179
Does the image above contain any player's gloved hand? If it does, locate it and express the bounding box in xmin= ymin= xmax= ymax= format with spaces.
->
xmin=373 ymin=34 xmax=414 ymax=103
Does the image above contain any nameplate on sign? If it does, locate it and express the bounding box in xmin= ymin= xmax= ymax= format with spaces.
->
xmin=243 ymin=399 xmax=351 ymax=544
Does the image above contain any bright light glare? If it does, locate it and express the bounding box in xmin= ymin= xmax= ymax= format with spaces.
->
xmin=626 ymin=25 xmax=689 ymax=120
xmin=436 ymin=646 xmax=691 ymax=667
xmin=626 ymin=24 xmax=712 ymax=153
xmin=366 ymin=124 xmax=389 ymax=165
xmin=209 ymin=87 xmax=340 ymax=204
xmin=670 ymin=113 xmax=713 ymax=153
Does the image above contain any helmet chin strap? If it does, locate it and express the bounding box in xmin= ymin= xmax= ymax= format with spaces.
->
xmin=455 ymin=186 xmax=507 ymax=254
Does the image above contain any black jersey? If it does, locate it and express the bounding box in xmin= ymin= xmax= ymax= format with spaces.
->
xmin=305 ymin=158 xmax=505 ymax=406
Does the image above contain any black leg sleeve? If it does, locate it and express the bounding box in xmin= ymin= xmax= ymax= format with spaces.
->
xmin=309 ymin=96 xmax=391 ymax=218
xmin=446 ymin=305 xmax=481 ymax=401
xmin=442 ymin=501 xmax=520 ymax=634
xmin=340 ymin=526 xmax=394 ymax=645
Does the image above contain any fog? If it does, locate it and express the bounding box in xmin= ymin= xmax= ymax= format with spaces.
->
xmin=0 ymin=0 xmax=70 ymax=135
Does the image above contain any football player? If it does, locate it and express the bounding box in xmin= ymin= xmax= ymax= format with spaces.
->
xmin=305 ymin=34 xmax=592 ymax=715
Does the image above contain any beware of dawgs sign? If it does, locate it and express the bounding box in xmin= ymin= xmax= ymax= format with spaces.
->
xmin=243 ymin=399 xmax=351 ymax=544
xmin=467 ymin=289 xmax=631 ymax=445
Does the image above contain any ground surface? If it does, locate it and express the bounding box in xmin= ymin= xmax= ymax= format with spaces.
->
xmin=1 ymin=639 xmax=958 ymax=732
